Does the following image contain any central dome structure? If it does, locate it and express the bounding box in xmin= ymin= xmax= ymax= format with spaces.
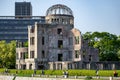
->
xmin=45 ymin=4 xmax=74 ymax=25
xmin=46 ymin=4 xmax=73 ymax=16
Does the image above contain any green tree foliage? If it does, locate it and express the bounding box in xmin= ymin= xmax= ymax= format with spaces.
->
xmin=24 ymin=41 xmax=28 ymax=47
xmin=0 ymin=40 xmax=16 ymax=69
xmin=83 ymin=32 xmax=120 ymax=61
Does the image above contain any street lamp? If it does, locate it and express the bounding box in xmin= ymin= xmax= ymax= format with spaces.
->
xmin=19 ymin=59 xmax=21 ymax=69
xmin=50 ymin=56 xmax=54 ymax=70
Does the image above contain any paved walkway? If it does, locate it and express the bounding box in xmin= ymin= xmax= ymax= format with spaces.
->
xmin=0 ymin=75 xmax=14 ymax=80
xmin=0 ymin=75 xmax=120 ymax=80
xmin=0 ymin=75 xmax=83 ymax=80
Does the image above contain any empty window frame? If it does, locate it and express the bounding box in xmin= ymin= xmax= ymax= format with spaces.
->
xmin=30 ymin=51 xmax=34 ymax=58
xmin=20 ymin=52 xmax=25 ymax=59
xmin=58 ymin=54 xmax=63 ymax=61
xmin=75 ymin=36 xmax=79 ymax=44
xmin=30 ymin=37 xmax=34 ymax=45
xmin=89 ymin=55 xmax=92 ymax=61
xmin=57 ymin=28 xmax=62 ymax=35
xmin=30 ymin=28 xmax=34 ymax=33
xmin=42 ymin=36 xmax=44 ymax=45
xmin=42 ymin=50 xmax=45 ymax=58
xmin=58 ymin=40 xmax=63 ymax=48
xmin=75 ymin=50 xmax=79 ymax=58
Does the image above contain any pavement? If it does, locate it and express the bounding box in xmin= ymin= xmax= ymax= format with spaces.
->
xmin=0 ymin=74 xmax=120 ymax=80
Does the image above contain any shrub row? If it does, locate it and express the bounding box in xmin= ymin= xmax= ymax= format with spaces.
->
xmin=0 ymin=69 xmax=119 ymax=77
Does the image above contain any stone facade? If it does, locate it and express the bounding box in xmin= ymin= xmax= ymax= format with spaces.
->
xmin=16 ymin=4 xmax=99 ymax=70
xmin=82 ymin=61 xmax=120 ymax=70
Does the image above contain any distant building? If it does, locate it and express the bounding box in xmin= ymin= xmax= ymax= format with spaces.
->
xmin=0 ymin=2 xmax=45 ymax=42
xmin=16 ymin=4 xmax=99 ymax=70
xmin=15 ymin=2 xmax=32 ymax=18
xmin=0 ymin=16 xmax=45 ymax=42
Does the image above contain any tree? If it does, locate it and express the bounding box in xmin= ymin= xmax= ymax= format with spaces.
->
xmin=0 ymin=40 xmax=16 ymax=68
xmin=24 ymin=41 xmax=28 ymax=47
xmin=83 ymin=32 xmax=120 ymax=61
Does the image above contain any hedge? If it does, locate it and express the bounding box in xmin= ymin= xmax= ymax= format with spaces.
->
xmin=0 ymin=69 xmax=119 ymax=77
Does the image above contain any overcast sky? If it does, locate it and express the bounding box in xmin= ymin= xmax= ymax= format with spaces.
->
xmin=0 ymin=0 xmax=120 ymax=35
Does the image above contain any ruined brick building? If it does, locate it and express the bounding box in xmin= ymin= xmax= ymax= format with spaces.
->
xmin=16 ymin=4 xmax=99 ymax=70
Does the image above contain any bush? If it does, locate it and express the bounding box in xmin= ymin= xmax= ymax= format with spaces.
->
xmin=98 ymin=70 xmax=113 ymax=76
xmin=0 ymin=68 xmax=6 ymax=73
xmin=8 ymin=69 xmax=33 ymax=77
xmin=85 ymin=76 xmax=92 ymax=80
xmin=0 ymin=69 xmax=119 ymax=77
xmin=44 ymin=70 xmax=62 ymax=75
xmin=68 ymin=70 xmax=96 ymax=76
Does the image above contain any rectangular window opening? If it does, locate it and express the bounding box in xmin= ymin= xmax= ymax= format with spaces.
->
xmin=58 ymin=40 xmax=63 ymax=48
xmin=89 ymin=55 xmax=92 ymax=61
xmin=30 ymin=51 xmax=34 ymax=58
xmin=75 ymin=50 xmax=79 ymax=58
xmin=58 ymin=54 xmax=63 ymax=61
xmin=42 ymin=36 xmax=44 ymax=45
xmin=57 ymin=28 xmax=62 ymax=35
xmin=30 ymin=37 xmax=34 ymax=45
xmin=75 ymin=36 xmax=79 ymax=44
xmin=42 ymin=50 xmax=45 ymax=58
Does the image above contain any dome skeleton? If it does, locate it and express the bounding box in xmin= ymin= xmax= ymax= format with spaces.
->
xmin=46 ymin=4 xmax=73 ymax=16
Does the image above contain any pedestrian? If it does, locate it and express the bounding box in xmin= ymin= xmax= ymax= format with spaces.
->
xmin=41 ymin=70 xmax=44 ymax=75
xmin=96 ymin=69 xmax=99 ymax=76
xmin=113 ymin=69 xmax=118 ymax=77
xmin=33 ymin=69 xmax=36 ymax=75
xmin=5 ymin=69 xmax=8 ymax=74
xmin=66 ymin=70 xmax=68 ymax=78
xmin=16 ymin=70 xmax=18 ymax=74
xmin=63 ymin=71 xmax=65 ymax=77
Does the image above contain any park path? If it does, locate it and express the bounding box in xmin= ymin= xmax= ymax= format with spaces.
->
xmin=0 ymin=75 xmax=83 ymax=80
xmin=0 ymin=75 xmax=14 ymax=80
xmin=0 ymin=75 xmax=120 ymax=80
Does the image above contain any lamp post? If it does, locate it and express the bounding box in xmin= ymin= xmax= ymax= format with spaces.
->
xmin=50 ymin=56 xmax=54 ymax=70
xmin=52 ymin=56 xmax=54 ymax=70
xmin=19 ymin=59 xmax=21 ymax=69
xmin=41 ymin=57 xmax=44 ymax=70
